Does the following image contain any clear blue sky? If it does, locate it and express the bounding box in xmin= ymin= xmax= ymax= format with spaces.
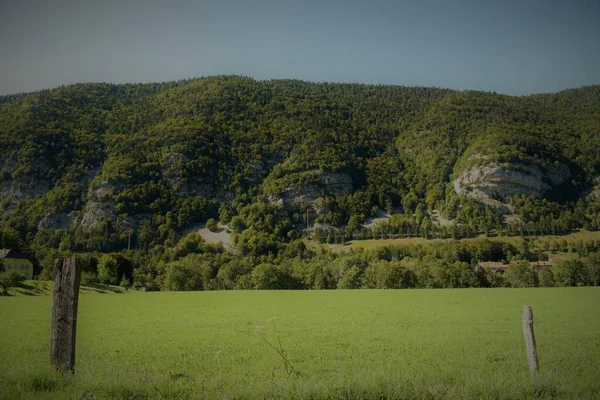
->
xmin=1 ymin=0 xmax=599 ymax=95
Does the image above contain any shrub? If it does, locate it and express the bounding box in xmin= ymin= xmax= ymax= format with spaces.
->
xmin=172 ymin=233 xmax=219 ymax=260
xmin=229 ymin=216 xmax=245 ymax=233
xmin=206 ymin=218 xmax=218 ymax=232
xmin=97 ymin=255 xmax=119 ymax=285
xmin=0 ymin=270 xmax=27 ymax=294
xmin=80 ymin=271 xmax=99 ymax=285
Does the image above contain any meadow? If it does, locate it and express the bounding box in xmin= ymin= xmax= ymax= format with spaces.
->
xmin=1 ymin=288 xmax=599 ymax=399
xmin=317 ymin=230 xmax=600 ymax=253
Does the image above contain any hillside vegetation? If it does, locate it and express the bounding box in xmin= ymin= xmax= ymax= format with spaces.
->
xmin=1 ymin=77 xmax=600 ymax=286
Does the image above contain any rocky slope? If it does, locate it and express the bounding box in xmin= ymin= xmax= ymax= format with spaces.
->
xmin=0 ymin=77 xmax=598 ymax=241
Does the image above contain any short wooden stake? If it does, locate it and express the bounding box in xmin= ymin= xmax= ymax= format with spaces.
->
xmin=522 ymin=305 xmax=539 ymax=378
xmin=50 ymin=258 xmax=81 ymax=373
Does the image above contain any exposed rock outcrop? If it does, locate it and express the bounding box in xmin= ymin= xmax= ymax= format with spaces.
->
xmin=80 ymin=201 xmax=117 ymax=233
xmin=38 ymin=211 xmax=78 ymax=230
xmin=454 ymin=162 xmax=571 ymax=201
xmin=279 ymin=172 xmax=353 ymax=207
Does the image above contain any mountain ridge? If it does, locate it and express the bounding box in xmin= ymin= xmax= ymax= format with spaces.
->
xmin=1 ymin=76 xmax=599 ymax=265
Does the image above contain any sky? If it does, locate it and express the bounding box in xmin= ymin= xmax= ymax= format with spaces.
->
xmin=0 ymin=0 xmax=599 ymax=96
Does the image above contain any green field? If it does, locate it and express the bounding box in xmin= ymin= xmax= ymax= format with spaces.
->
xmin=1 ymin=289 xmax=599 ymax=399
xmin=315 ymin=230 xmax=600 ymax=253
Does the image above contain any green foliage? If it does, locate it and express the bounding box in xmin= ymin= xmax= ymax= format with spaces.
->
xmin=97 ymin=254 xmax=119 ymax=285
xmin=206 ymin=218 xmax=218 ymax=232
xmin=172 ymin=233 xmax=221 ymax=260
xmin=585 ymin=252 xmax=600 ymax=286
xmin=504 ymin=261 xmax=538 ymax=288
xmin=0 ymin=270 xmax=26 ymax=295
xmin=552 ymin=260 xmax=587 ymax=287
xmin=538 ymin=268 xmax=555 ymax=287
xmin=1 ymin=78 xmax=600 ymax=288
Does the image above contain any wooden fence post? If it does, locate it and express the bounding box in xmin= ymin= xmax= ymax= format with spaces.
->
xmin=522 ymin=305 xmax=539 ymax=378
xmin=50 ymin=258 xmax=81 ymax=373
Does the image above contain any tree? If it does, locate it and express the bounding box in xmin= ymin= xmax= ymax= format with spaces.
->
xmin=553 ymin=260 xmax=588 ymax=287
xmin=229 ymin=216 xmax=245 ymax=234
xmin=538 ymin=268 xmax=555 ymax=287
xmin=97 ymin=255 xmax=119 ymax=285
xmin=206 ymin=218 xmax=218 ymax=232
xmin=162 ymin=262 xmax=202 ymax=291
xmin=585 ymin=252 xmax=600 ymax=286
xmin=504 ymin=261 xmax=538 ymax=288
xmin=252 ymin=263 xmax=284 ymax=290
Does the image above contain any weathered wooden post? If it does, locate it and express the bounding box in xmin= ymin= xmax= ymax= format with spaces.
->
xmin=50 ymin=258 xmax=81 ymax=373
xmin=522 ymin=305 xmax=539 ymax=378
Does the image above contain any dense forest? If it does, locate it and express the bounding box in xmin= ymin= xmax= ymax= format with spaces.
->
xmin=1 ymin=76 xmax=599 ymax=289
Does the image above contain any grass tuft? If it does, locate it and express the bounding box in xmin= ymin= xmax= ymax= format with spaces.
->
xmin=23 ymin=370 xmax=64 ymax=393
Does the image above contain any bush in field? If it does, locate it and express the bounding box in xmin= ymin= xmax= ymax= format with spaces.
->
xmin=504 ymin=261 xmax=538 ymax=288
xmin=97 ymin=255 xmax=119 ymax=285
xmin=0 ymin=270 xmax=26 ymax=295
xmin=80 ymin=271 xmax=99 ymax=285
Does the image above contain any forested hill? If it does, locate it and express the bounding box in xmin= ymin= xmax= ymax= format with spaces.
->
xmin=1 ymin=76 xmax=600 ymax=271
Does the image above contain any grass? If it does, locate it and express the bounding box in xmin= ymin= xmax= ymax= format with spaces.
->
xmin=0 ymin=280 xmax=128 ymax=297
xmin=1 ymin=288 xmax=599 ymax=399
xmin=315 ymin=229 xmax=600 ymax=252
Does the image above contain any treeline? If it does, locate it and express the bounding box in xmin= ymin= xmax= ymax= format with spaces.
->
xmin=25 ymin=234 xmax=600 ymax=291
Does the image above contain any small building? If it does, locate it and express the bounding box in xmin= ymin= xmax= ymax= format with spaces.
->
xmin=0 ymin=249 xmax=35 ymax=280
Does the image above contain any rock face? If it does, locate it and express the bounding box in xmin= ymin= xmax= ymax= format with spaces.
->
xmin=454 ymin=162 xmax=571 ymax=201
xmin=80 ymin=201 xmax=116 ymax=233
xmin=79 ymin=180 xmax=121 ymax=233
xmin=38 ymin=211 xmax=77 ymax=230
xmin=279 ymin=172 xmax=353 ymax=207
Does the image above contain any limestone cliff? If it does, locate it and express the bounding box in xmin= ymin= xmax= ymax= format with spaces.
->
xmin=266 ymin=170 xmax=353 ymax=210
xmin=453 ymin=161 xmax=571 ymax=202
